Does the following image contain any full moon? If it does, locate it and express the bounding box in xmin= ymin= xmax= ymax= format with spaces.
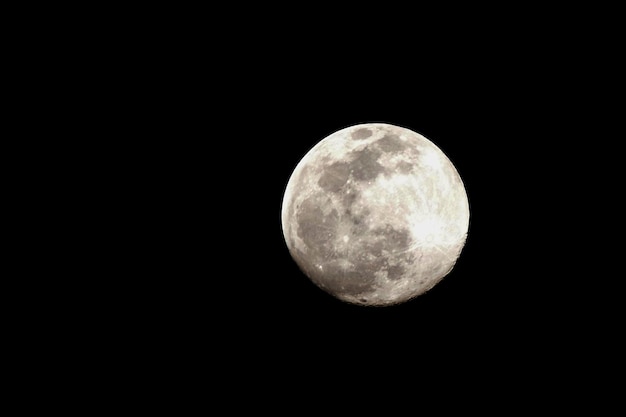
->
xmin=281 ymin=123 xmax=470 ymax=306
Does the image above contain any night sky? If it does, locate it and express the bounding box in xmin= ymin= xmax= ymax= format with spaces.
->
xmin=92 ymin=13 xmax=617 ymax=408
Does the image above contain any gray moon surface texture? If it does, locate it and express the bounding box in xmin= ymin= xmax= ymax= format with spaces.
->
xmin=281 ymin=123 xmax=470 ymax=306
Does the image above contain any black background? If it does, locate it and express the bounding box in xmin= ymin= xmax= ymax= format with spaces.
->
xmin=47 ymin=5 xmax=621 ymax=410
xmin=128 ymin=44 xmax=607 ymax=389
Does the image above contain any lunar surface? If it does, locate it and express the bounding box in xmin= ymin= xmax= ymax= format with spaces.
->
xmin=281 ymin=123 xmax=470 ymax=306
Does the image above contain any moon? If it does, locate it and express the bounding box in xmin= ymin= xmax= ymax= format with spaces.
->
xmin=281 ymin=123 xmax=470 ymax=306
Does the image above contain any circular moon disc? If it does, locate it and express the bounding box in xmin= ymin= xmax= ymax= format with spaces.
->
xmin=281 ymin=123 xmax=470 ymax=306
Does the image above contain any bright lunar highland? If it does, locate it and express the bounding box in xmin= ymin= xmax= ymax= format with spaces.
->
xmin=281 ymin=123 xmax=470 ymax=306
